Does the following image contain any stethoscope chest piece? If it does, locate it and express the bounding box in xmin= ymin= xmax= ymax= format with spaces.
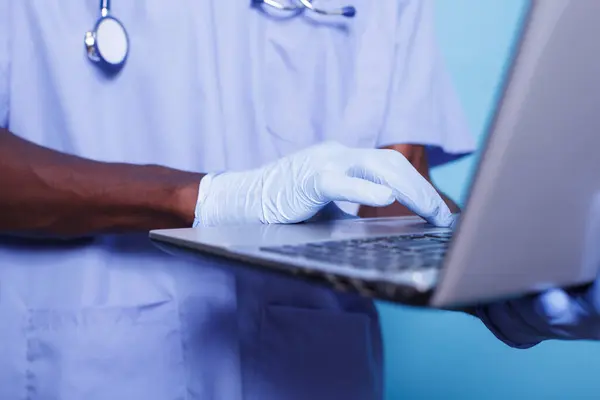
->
xmin=85 ymin=2 xmax=129 ymax=72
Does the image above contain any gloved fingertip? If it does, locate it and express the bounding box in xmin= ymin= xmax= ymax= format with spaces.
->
xmin=427 ymin=203 xmax=454 ymax=227
xmin=449 ymin=214 xmax=460 ymax=230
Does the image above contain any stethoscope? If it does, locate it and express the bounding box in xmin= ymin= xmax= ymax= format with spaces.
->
xmin=259 ymin=0 xmax=356 ymax=17
xmin=85 ymin=0 xmax=355 ymax=72
xmin=84 ymin=0 xmax=129 ymax=72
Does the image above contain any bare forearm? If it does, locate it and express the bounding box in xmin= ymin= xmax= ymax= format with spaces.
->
xmin=0 ymin=129 xmax=203 ymax=236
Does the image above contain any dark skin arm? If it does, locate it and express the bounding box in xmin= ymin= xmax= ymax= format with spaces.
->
xmin=1 ymin=132 xmax=480 ymax=313
xmin=0 ymin=136 xmax=453 ymax=236
xmin=0 ymin=129 xmax=202 ymax=236
xmin=358 ymin=144 xmax=477 ymax=317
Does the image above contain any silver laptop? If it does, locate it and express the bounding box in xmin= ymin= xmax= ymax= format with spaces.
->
xmin=150 ymin=0 xmax=600 ymax=308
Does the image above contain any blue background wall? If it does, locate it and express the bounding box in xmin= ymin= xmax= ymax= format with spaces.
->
xmin=380 ymin=1 xmax=600 ymax=398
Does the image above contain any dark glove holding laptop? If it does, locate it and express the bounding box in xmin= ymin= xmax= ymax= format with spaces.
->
xmin=477 ymin=276 xmax=600 ymax=348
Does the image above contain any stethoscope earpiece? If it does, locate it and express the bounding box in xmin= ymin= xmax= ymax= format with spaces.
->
xmin=85 ymin=0 xmax=129 ymax=73
xmin=340 ymin=5 xmax=356 ymax=18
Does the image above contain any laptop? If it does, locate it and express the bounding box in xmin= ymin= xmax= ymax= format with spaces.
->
xmin=150 ymin=0 xmax=600 ymax=308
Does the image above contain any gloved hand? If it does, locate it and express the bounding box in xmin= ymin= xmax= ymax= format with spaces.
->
xmin=477 ymin=277 xmax=600 ymax=348
xmin=194 ymin=141 xmax=454 ymax=228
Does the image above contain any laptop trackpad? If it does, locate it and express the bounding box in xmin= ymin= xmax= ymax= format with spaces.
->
xmin=243 ymin=216 xmax=452 ymax=247
xmin=329 ymin=217 xmax=449 ymax=238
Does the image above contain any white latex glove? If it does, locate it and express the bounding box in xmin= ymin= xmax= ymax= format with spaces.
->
xmin=194 ymin=141 xmax=454 ymax=227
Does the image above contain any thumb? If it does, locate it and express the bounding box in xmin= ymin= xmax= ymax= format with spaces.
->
xmin=509 ymin=289 xmax=571 ymax=327
xmin=536 ymin=289 xmax=572 ymax=320
xmin=313 ymin=172 xmax=396 ymax=207
xmin=512 ymin=288 xmax=579 ymax=339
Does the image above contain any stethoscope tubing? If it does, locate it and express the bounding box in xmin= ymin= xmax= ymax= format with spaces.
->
xmin=259 ymin=0 xmax=356 ymax=18
xmin=86 ymin=0 xmax=355 ymax=73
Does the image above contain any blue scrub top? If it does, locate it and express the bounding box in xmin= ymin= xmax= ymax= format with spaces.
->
xmin=0 ymin=1 xmax=475 ymax=399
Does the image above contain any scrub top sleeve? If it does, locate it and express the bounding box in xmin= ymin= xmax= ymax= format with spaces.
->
xmin=377 ymin=0 xmax=476 ymax=167
xmin=0 ymin=0 xmax=9 ymax=128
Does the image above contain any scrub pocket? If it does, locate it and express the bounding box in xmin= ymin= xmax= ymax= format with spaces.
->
xmin=25 ymin=300 xmax=186 ymax=400
xmin=252 ymin=305 xmax=379 ymax=400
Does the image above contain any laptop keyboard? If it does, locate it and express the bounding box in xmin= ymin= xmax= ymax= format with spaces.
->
xmin=260 ymin=232 xmax=452 ymax=272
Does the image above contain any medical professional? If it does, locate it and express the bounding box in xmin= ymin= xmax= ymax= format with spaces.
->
xmin=0 ymin=1 xmax=477 ymax=399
